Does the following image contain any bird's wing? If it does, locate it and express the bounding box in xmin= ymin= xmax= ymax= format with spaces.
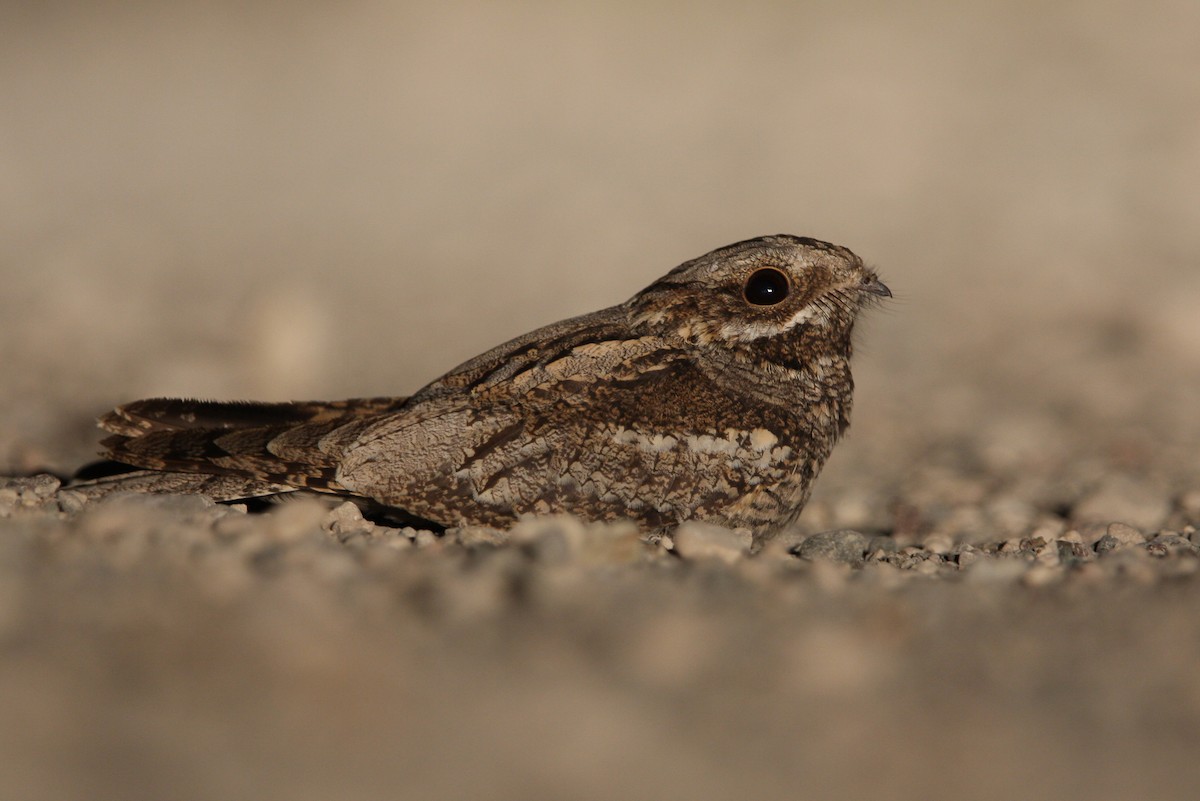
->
xmin=332 ymin=304 xmax=696 ymax=523
xmin=334 ymin=316 xmax=805 ymax=529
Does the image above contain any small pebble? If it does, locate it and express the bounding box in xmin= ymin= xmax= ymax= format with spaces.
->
xmin=997 ymin=538 xmax=1027 ymax=556
xmin=1145 ymin=533 xmax=1197 ymax=558
xmin=0 ymin=488 xmax=19 ymax=514
xmin=260 ymin=497 xmax=331 ymax=544
xmin=923 ymin=534 xmax=954 ymax=555
xmin=913 ymin=559 xmax=940 ymax=576
xmin=325 ymin=501 xmax=376 ymax=542
xmin=1056 ymin=539 xmax=1091 ymax=566
xmin=673 ymin=522 xmax=751 ymax=564
xmin=1095 ymin=522 xmax=1146 ymax=555
xmin=954 ymin=545 xmax=980 ymax=568
xmin=793 ymin=530 xmax=871 ymax=567
xmin=453 ymin=526 xmax=509 ymax=548
xmin=413 ymin=529 xmax=440 ymax=548
xmin=509 ymin=516 xmax=588 ymax=562
xmin=1106 ymin=522 xmax=1145 ymax=544
xmin=0 ymin=474 xmax=62 ymax=514
xmin=56 ymin=490 xmax=88 ymax=515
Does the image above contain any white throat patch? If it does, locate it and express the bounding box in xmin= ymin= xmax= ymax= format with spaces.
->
xmin=718 ymin=304 xmax=828 ymax=343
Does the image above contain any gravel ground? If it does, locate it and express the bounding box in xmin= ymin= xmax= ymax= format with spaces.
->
xmin=3 ymin=477 xmax=1200 ymax=801
xmin=3 ymin=3 xmax=1199 ymax=800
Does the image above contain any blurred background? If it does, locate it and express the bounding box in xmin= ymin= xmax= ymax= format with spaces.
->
xmin=2 ymin=2 xmax=1200 ymax=800
xmin=3 ymin=0 xmax=1197 ymax=476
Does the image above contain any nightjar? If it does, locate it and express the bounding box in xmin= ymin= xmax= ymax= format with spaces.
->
xmin=80 ymin=235 xmax=889 ymax=541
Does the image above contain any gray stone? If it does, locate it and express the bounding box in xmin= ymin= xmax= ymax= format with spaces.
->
xmin=1056 ymin=539 xmax=1092 ymax=565
xmin=793 ymin=530 xmax=871 ymax=567
xmin=1145 ymin=533 xmax=1197 ymax=558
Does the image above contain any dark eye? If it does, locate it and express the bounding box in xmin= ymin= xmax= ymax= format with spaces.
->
xmin=743 ymin=268 xmax=790 ymax=306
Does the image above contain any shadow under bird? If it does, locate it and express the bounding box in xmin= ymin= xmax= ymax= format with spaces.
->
xmin=76 ymin=235 xmax=890 ymax=542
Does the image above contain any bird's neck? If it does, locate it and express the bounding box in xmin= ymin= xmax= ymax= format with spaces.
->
xmin=701 ymin=324 xmax=856 ymax=432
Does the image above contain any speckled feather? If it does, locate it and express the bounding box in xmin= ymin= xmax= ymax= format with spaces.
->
xmin=83 ymin=235 xmax=889 ymax=540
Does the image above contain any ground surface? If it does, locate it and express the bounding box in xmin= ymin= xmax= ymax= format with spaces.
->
xmin=2 ymin=3 xmax=1199 ymax=800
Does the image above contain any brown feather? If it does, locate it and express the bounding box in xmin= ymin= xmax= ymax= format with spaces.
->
xmin=82 ymin=235 xmax=888 ymax=541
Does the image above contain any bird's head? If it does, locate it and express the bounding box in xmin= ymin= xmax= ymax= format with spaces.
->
xmin=629 ymin=234 xmax=889 ymax=348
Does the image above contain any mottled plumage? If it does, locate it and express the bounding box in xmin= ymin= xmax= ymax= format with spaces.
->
xmin=79 ymin=235 xmax=889 ymax=541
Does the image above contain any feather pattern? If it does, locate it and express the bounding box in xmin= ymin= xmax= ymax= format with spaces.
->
xmin=79 ymin=235 xmax=887 ymax=541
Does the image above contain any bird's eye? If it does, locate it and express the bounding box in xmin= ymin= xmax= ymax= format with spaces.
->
xmin=743 ymin=268 xmax=790 ymax=306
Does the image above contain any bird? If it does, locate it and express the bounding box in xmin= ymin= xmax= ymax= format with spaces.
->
xmin=76 ymin=235 xmax=890 ymax=542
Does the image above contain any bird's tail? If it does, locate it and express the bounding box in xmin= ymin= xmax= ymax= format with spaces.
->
xmin=77 ymin=396 xmax=408 ymax=502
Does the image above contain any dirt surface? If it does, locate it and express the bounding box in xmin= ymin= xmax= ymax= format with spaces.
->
xmin=2 ymin=3 xmax=1199 ymax=800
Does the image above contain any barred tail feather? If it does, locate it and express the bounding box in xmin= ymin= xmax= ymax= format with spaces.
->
xmin=66 ymin=469 xmax=298 ymax=503
xmin=100 ymin=396 xmax=407 ymax=437
xmin=94 ymin=396 xmax=404 ymax=497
